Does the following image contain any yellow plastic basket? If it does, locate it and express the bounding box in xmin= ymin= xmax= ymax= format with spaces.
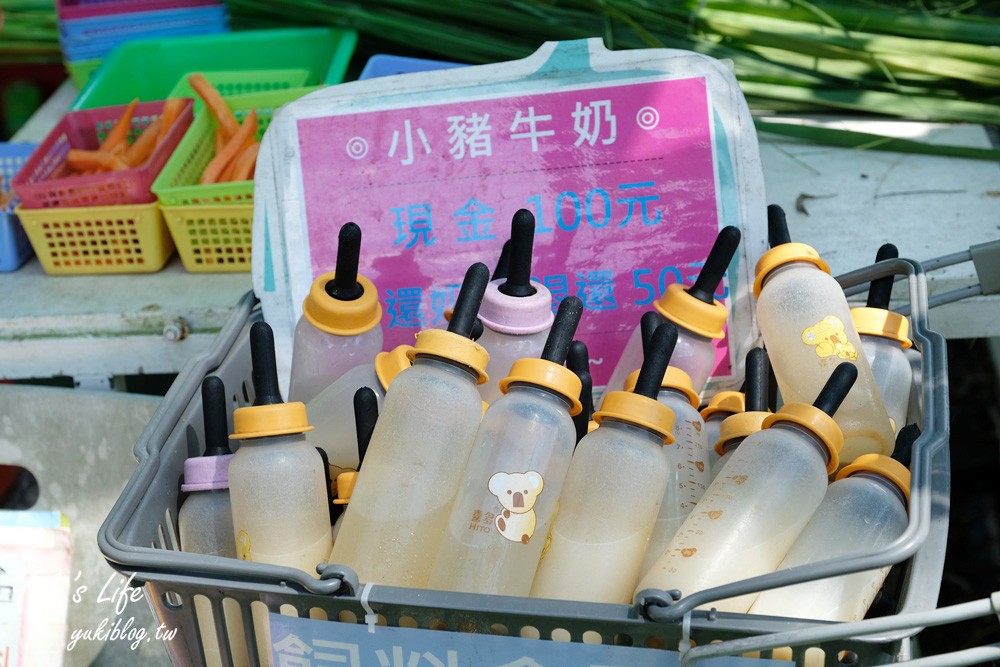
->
xmin=161 ymin=203 xmax=251 ymax=272
xmin=16 ymin=202 xmax=174 ymax=275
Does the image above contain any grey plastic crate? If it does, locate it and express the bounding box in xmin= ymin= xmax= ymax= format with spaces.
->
xmin=98 ymin=257 xmax=949 ymax=667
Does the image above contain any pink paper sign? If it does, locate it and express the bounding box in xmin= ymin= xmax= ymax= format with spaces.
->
xmin=298 ymin=77 xmax=729 ymax=385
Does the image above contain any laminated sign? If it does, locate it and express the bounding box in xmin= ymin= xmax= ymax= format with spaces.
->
xmin=254 ymin=39 xmax=766 ymax=393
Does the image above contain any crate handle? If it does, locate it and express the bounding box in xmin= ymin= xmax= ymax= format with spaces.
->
xmin=316 ymin=563 xmax=359 ymax=597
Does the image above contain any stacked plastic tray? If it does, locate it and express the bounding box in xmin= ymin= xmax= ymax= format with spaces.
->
xmin=0 ymin=143 xmax=37 ymax=271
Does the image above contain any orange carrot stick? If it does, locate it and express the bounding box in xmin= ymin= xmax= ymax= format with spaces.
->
xmin=67 ymin=149 xmax=129 ymax=172
xmin=214 ymin=127 xmax=225 ymax=155
xmin=125 ymin=119 xmax=163 ymax=167
xmin=189 ymin=74 xmax=239 ymax=140
xmin=200 ymin=109 xmax=257 ymax=185
xmin=227 ymin=142 xmax=260 ymax=182
xmin=99 ymin=98 xmax=139 ymax=152
xmin=158 ymin=98 xmax=185 ymax=143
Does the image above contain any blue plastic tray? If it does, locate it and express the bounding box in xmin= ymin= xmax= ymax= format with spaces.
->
xmin=0 ymin=144 xmax=38 ymax=272
xmin=358 ymin=54 xmax=467 ymax=80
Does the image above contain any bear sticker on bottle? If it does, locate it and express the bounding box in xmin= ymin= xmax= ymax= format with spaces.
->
xmin=488 ymin=471 xmax=544 ymax=544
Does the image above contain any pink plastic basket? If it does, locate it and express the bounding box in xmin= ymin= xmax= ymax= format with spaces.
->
xmin=12 ymin=99 xmax=193 ymax=209
xmin=58 ymin=0 xmax=219 ymax=21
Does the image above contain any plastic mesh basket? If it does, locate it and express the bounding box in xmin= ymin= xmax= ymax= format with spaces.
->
xmin=161 ymin=203 xmax=252 ymax=272
xmin=16 ymin=201 xmax=174 ymax=275
xmin=0 ymin=143 xmax=37 ymax=271
xmin=99 ymin=256 xmax=949 ymax=666
xmin=58 ymin=0 xmax=220 ymax=21
xmin=166 ymin=69 xmax=311 ymax=112
xmin=11 ymin=98 xmax=193 ymax=209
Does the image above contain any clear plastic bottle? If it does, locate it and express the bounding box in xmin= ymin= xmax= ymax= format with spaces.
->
xmin=700 ymin=390 xmax=745 ymax=467
xmin=228 ymin=322 xmax=333 ymax=575
xmin=305 ymin=344 xmax=411 ymax=478
xmin=330 ymin=387 xmax=379 ymax=545
xmin=635 ymin=363 xmax=855 ymax=613
xmin=478 ymin=209 xmax=554 ymax=404
xmin=710 ymin=348 xmax=771 ymax=482
xmin=749 ymin=453 xmax=910 ymax=621
xmin=177 ymin=376 xmax=248 ymax=667
xmin=328 ymin=263 xmax=491 ymax=588
xmin=624 ymin=366 xmax=707 ymax=577
xmin=851 ymin=243 xmax=912 ymax=434
xmin=530 ymin=322 xmax=678 ymax=605
xmin=566 ymin=340 xmax=594 ymax=445
xmin=288 ymin=222 xmax=384 ymax=403
xmin=429 ymin=297 xmax=583 ymax=595
xmin=755 ymin=205 xmax=894 ymax=464
xmin=605 ymin=226 xmax=740 ymax=395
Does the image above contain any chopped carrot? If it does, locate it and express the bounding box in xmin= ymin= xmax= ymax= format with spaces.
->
xmin=200 ymin=109 xmax=257 ymax=184
xmin=228 ymin=143 xmax=260 ymax=182
xmin=67 ymin=149 xmax=129 ymax=172
xmin=99 ymin=98 xmax=139 ymax=152
xmin=214 ymin=127 xmax=225 ymax=155
xmin=189 ymin=74 xmax=239 ymax=140
xmin=159 ymin=98 xmax=185 ymax=143
xmin=125 ymin=119 xmax=162 ymax=167
xmin=219 ymin=129 xmax=256 ymax=182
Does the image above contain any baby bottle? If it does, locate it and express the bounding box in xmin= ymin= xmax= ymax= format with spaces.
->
xmin=328 ymin=263 xmax=491 ymax=588
xmin=605 ymin=226 xmax=741 ymax=395
xmin=755 ymin=205 xmax=894 ymax=463
xmin=228 ymin=322 xmax=333 ymax=575
xmin=567 ymin=340 xmax=595 ymax=443
xmin=530 ymin=323 xmax=677 ymax=605
xmin=711 ymin=347 xmax=771 ymax=480
xmin=701 ymin=390 xmax=745 ymax=466
xmin=305 ymin=344 xmax=412 ymax=477
xmin=636 ymin=363 xmax=856 ymax=613
xmin=288 ymin=222 xmax=384 ymax=403
xmin=851 ymin=243 xmax=912 ymax=434
xmin=178 ymin=376 xmax=248 ymax=667
xmin=428 ymin=297 xmax=584 ymax=596
xmin=749 ymin=452 xmax=909 ymax=621
xmin=331 ymin=386 xmax=379 ymax=544
xmin=477 ymin=209 xmax=554 ymax=404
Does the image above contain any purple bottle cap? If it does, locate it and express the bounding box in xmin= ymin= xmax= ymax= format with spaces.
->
xmin=478 ymin=279 xmax=554 ymax=335
xmin=182 ymin=454 xmax=233 ymax=492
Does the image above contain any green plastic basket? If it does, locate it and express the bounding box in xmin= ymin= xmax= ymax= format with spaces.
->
xmin=66 ymin=58 xmax=103 ymax=89
xmin=166 ymin=69 xmax=311 ymax=112
xmin=71 ymin=27 xmax=356 ymax=110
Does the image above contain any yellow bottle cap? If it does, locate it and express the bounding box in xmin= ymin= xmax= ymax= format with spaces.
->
xmin=231 ymin=402 xmax=314 ymax=440
xmin=301 ymin=272 xmax=382 ymax=336
xmin=762 ymin=403 xmax=843 ymax=474
xmin=654 ymin=283 xmax=728 ymax=340
xmin=406 ymin=329 xmax=490 ymax=385
xmin=593 ymin=391 xmax=675 ymax=444
xmin=753 ymin=242 xmax=831 ymax=298
xmin=499 ymin=358 xmax=583 ymax=416
xmin=623 ymin=366 xmax=699 ymax=409
xmin=701 ymin=391 xmax=746 ymax=420
xmin=588 ymin=419 xmax=599 ymax=434
xmin=836 ymin=453 xmax=911 ymax=502
xmin=482 ymin=400 xmax=489 ymax=417
xmin=333 ymin=470 xmax=357 ymax=505
xmin=850 ymin=307 xmax=912 ymax=349
xmin=713 ymin=410 xmax=770 ymax=457
xmin=374 ymin=344 xmax=414 ymax=391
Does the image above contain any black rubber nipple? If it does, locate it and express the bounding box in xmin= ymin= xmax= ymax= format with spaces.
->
xmin=892 ymin=423 xmax=919 ymax=468
xmin=866 ymin=243 xmax=899 ymax=310
xmin=541 ymin=296 xmax=583 ymax=364
xmin=632 ymin=321 xmax=678 ymax=399
xmin=325 ymin=222 xmax=364 ymax=301
xmin=353 ymin=387 xmax=379 ymax=469
xmin=498 ymin=209 xmax=537 ymax=298
xmin=492 ymin=239 xmax=512 ymax=281
xmin=249 ymin=321 xmax=283 ymax=406
xmin=200 ymin=376 xmax=231 ymax=457
xmin=567 ymin=340 xmax=592 ymax=444
xmin=687 ymin=226 xmax=741 ymax=304
xmin=768 ymin=204 xmax=792 ymax=247
xmin=812 ymin=363 xmax=858 ymax=417
xmin=745 ymin=348 xmax=770 ymax=413
xmin=447 ymin=263 xmax=491 ymax=339
xmin=640 ymin=311 xmax=666 ymax=358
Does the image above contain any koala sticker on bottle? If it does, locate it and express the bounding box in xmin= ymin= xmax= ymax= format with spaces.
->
xmin=802 ymin=316 xmax=858 ymax=361
xmin=488 ymin=471 xmax=544 ymax=544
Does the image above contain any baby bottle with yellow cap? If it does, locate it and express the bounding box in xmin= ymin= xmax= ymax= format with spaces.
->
xmin=635 ymin=363 xmax=857 ymax=613
xmin=711 ymin=347 xmax=771 ymax=481
xmin=228 ymin=322 xmax=333 ymax=575
xmin=851 ymin=244 xmax=912 ymax=435
xmin=477 ymin=210 xmax=554 ymax=404
xmin=566 ymin=340 xmax=595 ymax=444
xmin=427 ymin=297 xmax=583 ymax=596
xmin=288 ymin=221 xmax=383 ymax=403
xmin=305 ymin=344 xmax=411 ymax=479
xmin=328 ymin=263 xmax=491 ymax=588
xmin=605 ymin=226 xmax=740 ymax=395
xmin=749 ymin=451 xmax=910 ymax=622
xmin=529 ymin=322 xmax=678 ymax=605
xmin=701 ymin=390 xmax=745 ymax=466
xmin=755 ymin=205 xmax=894 ymax=463
xmin=330 ymin=387 xmax=378 ymax=545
